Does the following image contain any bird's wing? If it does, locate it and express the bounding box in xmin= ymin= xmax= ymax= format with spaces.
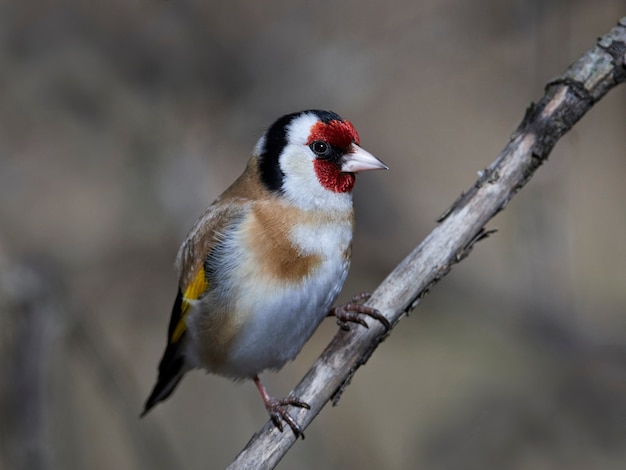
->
xmin=141 ymin=201 xmax=250 ymax=415
xmin=169 ymin=202 xmax=250 ymax=344
xmin=167 ymin=266 xmax=209 ymax=344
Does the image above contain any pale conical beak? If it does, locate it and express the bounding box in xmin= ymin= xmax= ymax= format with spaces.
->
xmin=341 ymin=144 xmax=389 ymax=173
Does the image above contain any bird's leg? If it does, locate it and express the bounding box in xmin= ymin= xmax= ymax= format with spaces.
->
xmin=253 ymin=376 xmax=310 ymax=439
xmin=328 ymin=292 xmax=391 ymax=331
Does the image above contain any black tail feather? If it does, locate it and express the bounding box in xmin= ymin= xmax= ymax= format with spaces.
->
xmin=141 ymin=288 xmax=189 ymax=417
xmin=141 ymin=341 xmax=187 ymax=417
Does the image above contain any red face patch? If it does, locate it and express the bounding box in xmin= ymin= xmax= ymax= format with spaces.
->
xmin=313 ymin=159 xmax=356 ymax=193
xmin=307 ymin=118 xmax=360 ymax=193
xmin=306 ymin=119 xmax=360 ymax=148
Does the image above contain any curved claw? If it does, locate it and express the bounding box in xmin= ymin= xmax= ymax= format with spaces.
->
xmin=328 ymin=292 xmax=391 ymax=332
xmin=265 ymin=396 xmax=310 ymax=439
xmin=253 ymin=376 xmax=310 ymax=439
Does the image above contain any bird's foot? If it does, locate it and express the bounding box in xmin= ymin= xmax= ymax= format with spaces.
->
xmin=328 ymin=292 xmax=390 ymax=331
xmin=264 ymin=395 xmax=310 ymax=439
xmin=253 ymin=376 xmax=310 ymax=439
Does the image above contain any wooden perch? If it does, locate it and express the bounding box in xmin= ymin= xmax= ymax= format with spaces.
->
xmin=227 ymin=18 xmax=626 ymax=470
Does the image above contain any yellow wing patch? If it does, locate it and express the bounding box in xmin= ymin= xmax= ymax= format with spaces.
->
xmin=170 ymin=268 xmax=209 ymax=343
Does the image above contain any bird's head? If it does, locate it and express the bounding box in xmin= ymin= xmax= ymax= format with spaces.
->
xmin=255 ymin=110 xmax=387 ymax=210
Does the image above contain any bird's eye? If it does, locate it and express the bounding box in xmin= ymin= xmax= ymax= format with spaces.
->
xmin=310 ymin=141 xmax=330 ymax=157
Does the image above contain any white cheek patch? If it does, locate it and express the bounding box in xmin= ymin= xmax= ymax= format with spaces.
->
xmin=280 ymin=152 xmax=353 ymax=211
xmin=279 ymin=144 xmax=319 ymax=202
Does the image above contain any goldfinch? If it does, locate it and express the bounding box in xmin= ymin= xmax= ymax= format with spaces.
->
xmin=141 ymin=110 xmax=388 ymax=437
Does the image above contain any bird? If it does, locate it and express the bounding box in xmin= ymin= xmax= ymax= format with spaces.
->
xmin=141 ymin=109 xmax=389 ymax=438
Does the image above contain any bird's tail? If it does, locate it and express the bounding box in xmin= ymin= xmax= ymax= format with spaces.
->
xmin=141 ymin=336 xmax=188 ymax=417
xmin=142 ymin=288 xmax=195 ymax=417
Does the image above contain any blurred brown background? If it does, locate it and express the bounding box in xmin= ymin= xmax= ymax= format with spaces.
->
xmin=1 ymin=1 xmax=626 ymax=469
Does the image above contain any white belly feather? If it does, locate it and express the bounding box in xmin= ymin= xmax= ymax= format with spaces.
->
xmin=225 ymin=220 xmax=351 ymax=377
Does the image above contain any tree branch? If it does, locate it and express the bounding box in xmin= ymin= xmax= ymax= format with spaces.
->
xmin=227 ymin=18 xmax=626 ymax=470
